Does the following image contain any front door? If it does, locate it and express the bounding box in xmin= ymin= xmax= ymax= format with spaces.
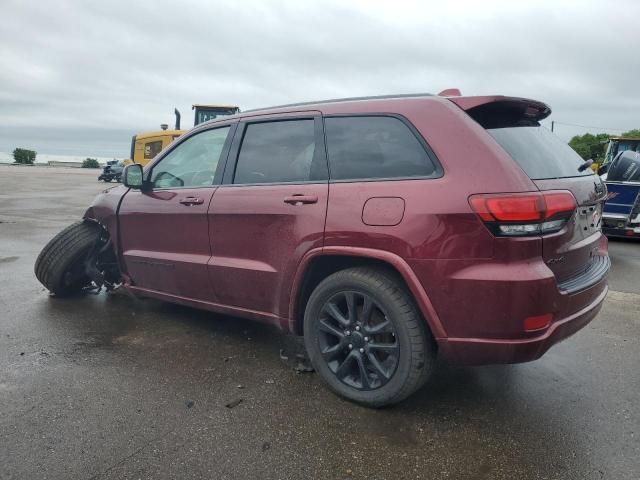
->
xmin=208 ymin=114 xmax=328 ymax=319
xmin=119 ymin=124 xmax=234 ymax=301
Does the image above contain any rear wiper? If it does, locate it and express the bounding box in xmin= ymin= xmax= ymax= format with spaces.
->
xmin=578 ymin=159 xmax=594 ymax=172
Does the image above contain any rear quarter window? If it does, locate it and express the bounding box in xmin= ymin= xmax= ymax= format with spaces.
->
xmin=324 ymin=116 xmax=439 ymax=181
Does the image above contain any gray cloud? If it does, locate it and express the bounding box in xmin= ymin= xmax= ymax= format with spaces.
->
xmin=1 ymin=0 xmax=638 ymax=157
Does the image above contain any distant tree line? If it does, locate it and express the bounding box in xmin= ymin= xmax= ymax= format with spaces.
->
xmin=10 ymin=149 xmax=104 ymax=168
xmin=569 ymin=129 xmax=640 ymax=162
xmin=12 ymin=148 xmax=37 ymax=164
xmin=82 ymin=158 xmax=100 ymax=168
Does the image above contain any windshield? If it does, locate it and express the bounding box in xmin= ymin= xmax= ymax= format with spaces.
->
xmin=195 ymin=108 xmax=239 ymax=125
xmin=488 ymin=126 xmax=594 ymax=180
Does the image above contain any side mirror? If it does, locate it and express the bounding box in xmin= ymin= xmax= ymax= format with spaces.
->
xmin=123 ymin=164 xmax=144 ymax=189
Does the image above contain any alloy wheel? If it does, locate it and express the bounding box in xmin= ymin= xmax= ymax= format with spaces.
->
xmin=316 ymin=291 xmax=400 ymax=390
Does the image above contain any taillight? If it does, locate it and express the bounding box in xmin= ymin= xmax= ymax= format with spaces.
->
xmin=469 ymin=191 xmax=576 ymax=236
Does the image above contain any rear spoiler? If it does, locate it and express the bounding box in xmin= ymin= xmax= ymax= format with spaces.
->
xmin=447 ymin=95 xmax=552 ymax=123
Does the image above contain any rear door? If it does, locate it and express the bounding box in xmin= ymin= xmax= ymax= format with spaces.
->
xmin=207 ymin=113 xmax=328 ymax=318
xmin=487 ymin=124 xmax=607 ymax=283
xmin=118 ymin=124 xmax=235 ymax=301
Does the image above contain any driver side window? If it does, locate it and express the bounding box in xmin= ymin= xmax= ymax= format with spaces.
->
xmin=150 ymin=126 xmax=230 ymax=188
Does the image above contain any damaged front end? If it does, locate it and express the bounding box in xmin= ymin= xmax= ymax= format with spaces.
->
xmin=80 ymin=185 xmax=129 ymax=293
xmin=82 ymin=222 xmax=122 ymax=293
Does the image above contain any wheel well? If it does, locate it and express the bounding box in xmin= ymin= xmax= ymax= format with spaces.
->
xmin=293 ymin=255 xmax=408 ymax=335
xmin=86 ymin=220 xmax=121 ymax=286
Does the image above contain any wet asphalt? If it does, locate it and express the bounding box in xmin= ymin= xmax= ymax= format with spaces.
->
xmin=0 ymin=166 xmax=638 ymax=480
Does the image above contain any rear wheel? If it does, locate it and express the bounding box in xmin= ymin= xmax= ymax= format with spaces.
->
xmin=303 ymin=267 xmax=435 ymax=407
xmin=34 ymin=221 xmax=101 ymax=296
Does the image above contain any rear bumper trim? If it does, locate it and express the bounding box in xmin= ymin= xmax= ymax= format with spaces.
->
xmin=557 ymin=255 xmax=610 ymax=294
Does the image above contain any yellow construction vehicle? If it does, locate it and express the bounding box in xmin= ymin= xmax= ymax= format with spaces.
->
xmin=124 ymin=105 xmax=240 ymax=167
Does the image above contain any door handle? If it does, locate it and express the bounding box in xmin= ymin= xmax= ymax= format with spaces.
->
xmin=283 ymin=194 xmax=318 ymax=205
xmin=179 ymin=196 xmax=204 ymax=206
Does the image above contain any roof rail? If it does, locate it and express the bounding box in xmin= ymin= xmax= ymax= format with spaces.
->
xmin=242 ymin=92 xmax=435 ymax=113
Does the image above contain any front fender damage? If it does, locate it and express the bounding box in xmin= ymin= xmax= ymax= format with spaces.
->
xmin=81 ymin=186 xmax=128 ymax=292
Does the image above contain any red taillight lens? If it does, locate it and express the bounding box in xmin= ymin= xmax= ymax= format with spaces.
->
xmin=469 ymin=194 xmax=544 ymax=222
xmin=543 ymin=192 xmax=578 ymax=219
xmin=469 ymin=191 xmax=576 ymax=236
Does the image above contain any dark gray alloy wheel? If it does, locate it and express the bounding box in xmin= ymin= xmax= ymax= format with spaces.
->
xmin=304 ymin=267 xmax=435 ymax=407
xmin=317 ymin=290 xmax=400 ymax=390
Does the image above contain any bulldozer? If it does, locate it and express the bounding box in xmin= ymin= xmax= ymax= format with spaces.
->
xmin=123 ymin=104 xmax=240 ymax=168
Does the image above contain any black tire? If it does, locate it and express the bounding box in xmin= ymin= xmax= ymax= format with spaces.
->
xmin=303 ymin=267 xmax=435 ymax=407
xmin=34 ymin=221 xmax=101 ymax=296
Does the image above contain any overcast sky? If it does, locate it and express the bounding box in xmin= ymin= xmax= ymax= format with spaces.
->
xmin=1 ymin=0 xmax=638 ymax=158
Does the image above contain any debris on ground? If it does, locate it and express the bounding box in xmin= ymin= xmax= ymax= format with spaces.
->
xmin=225 ymin=398 xmax=243 ymax=409
xmin=294 ymin=354 xmax=314 ymax=373
xmin=295 ymin=361 xmax=314 ymax=373
xmin=185 ymin=400 xmax=195 ymax=409
xmin=279 ymin=336 xmax=315 ymax=373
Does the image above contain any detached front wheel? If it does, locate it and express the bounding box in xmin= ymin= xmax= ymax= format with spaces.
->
xmin=34 ymin=221 xmax=101 ymax=296
xmin=303 ymin=267 xmax=435 ymax=407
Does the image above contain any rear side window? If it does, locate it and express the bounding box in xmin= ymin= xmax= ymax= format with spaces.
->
xmin=488 ymin=126 xmax=593 ymax=180
xmin=234 ymin=119 xmax=324 ymax=184
xmin=324 ymin=116 xmax=438 ymax=181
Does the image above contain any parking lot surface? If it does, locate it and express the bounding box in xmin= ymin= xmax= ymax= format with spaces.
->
xmin=1 ymin=166 xmax=638 ymax=479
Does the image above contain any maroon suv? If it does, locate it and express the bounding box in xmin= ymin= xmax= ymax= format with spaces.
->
xmin=35 ymin=93 xmax=609 ymax=406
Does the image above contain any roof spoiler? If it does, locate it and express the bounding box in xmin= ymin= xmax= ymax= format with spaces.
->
xmin=448 ymin=96 xmax=552 ymax=123
xmin=438 ymin=88 xmax=462 ymax=97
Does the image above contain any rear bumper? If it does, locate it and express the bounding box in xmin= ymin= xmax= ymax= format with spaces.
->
xmin=603 ymin=226 xmax=640 ymax=238
xmin=438 ymin=283 xmax=607 ymax=365
xmin=602 ymin=213 xmax=640 ymax=237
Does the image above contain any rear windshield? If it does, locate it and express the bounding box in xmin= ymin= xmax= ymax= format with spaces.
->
xmin=607 ymin=152 xmax=640 ymax=182
xmin=488 ymin=126 xmax=593 ymax=180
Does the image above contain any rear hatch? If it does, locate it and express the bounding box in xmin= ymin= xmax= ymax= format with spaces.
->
xmin=455 ymin=97 xmax=608 ymax=285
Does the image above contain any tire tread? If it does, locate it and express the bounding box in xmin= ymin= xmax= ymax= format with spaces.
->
xmin=304 ymin=266 xmax=435 ymax=407
xmin=34 ymin=221 xmax=100 ymax=296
